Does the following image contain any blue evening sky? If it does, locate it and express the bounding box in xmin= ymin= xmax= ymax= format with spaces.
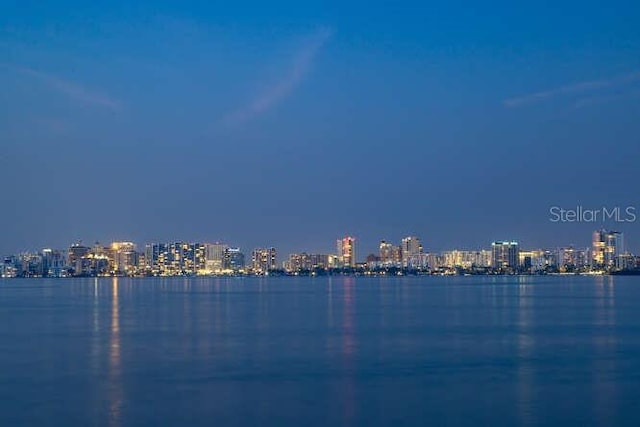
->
xmin=1 ymin=1 xmax=639 ymax=257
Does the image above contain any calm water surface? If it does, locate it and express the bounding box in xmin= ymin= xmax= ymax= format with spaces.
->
xmin=1 ymin=275 xmax=639 ymax=426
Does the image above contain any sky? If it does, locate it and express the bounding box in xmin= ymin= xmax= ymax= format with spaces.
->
xmin=1 ymin=1 xmax=640 ymax=258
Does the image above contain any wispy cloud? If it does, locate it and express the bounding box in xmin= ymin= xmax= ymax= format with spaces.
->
xmin=221 ymin=28 xmax=333 ymax=126
xmin=573 ymin=89 xmax=640 ymax=109
xmin=1 ymin=63 xmax=121 ymax=110
xmin=504 ymin=71 xmax=640 ymax=108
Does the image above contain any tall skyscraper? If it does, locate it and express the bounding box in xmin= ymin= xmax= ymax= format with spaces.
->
xmin=308 ymin=254 xmax=330 ymax=269
xmin=557 ymin=246 xmax=589 ymax=271
xmin=224 ymin=248 xmax=244 ymax=271
xmin=491 ymin=241 xmax=519 ymax=270
xmin=379 ymin=240 xmax=393 ymax=264
xmin=592 ymin=230 xmax=606 ymax=267
xmin=205 ymin=243 xmax=227 ymax=272
xmin=68 ymin=243 xmax=91 ymax=276
xmin=42 ymin=249 xmax=67 ymax=277
xmin=401 ymin=236 xmax=423 ymax=267
xmin=252 ymin=247 xmax=277 ymax=273
xmin=110 ymin=242 xmax=137 ymax=275
xmin=224 ymin=247 xmax=245 ymax=271
xmin=379 ymin=240 xmax=402 ymax=266
xmin=606 ymin=231 xmax=624 ymax=269
xmin=145 ymin=243 xmax=165 ymax=274
xmin=592 ymin=230 xmax=624 ymax=269
xmin=144 ymin=242 xmax=199 ymax=276
xmin=194 ymin=243 xmax=207 ymax=272
xmin=285 ymin=253 xmax=312 ymax=271
xmin=68 ymin=243 xmax=90 ymax=265
xmin=337 ymin=236 xmax=356 ymax=267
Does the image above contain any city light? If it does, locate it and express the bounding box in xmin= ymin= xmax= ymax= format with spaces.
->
xmin=1 ymin=229 xmax=638 ymax=278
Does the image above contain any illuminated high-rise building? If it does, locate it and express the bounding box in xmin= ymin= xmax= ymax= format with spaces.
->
xmin=605 ymin=231 xmax=624 ymax=269
xmin=592 ymin=230 xmax=606 ymax=267
xmin=223 ymin=247 xmax=245 ymax=271
xmin=379 ymin=241 xmax=392 ymax=261
xmin=68 ymin=243 xmax=91 ymax=276
xmin=443 ymin=250 xmax=491 ymax=269
xmin=252 ymin=247 xmax=277 ymax=273
xmin=337 ymin=236 xmax=356 ymax=267
xmin=145 ymin=243 xmax=166 ymax=274
xmin=401 ymin=236 xmax=423 ymax=267
xmin=285 ymin=253 xmax=312 ymax=271
xmin=309 ymin=254 xmax=330 ymax=269
xmin=592 ymin=230 xmax=624 ymax=269
xmin=42 ymin=249 xmax=67 ymax=277
xmin=68 ymin=243 xmax=90 ymax=265
xmin=144 ymin=242 xmax=199 ymax=276
xmin=425 ymin=253 xmax=444 ymax=270
xmin=518 ymin=250 xmax=547 ymax=272
xmin=491 ymin=241 xmax=519 ymax=270
xmin=205 ymin=243 xmax=227 ymax=272
xmin=379 ymin=240 xmax=401 ymax=266
xmin=557 ymin=246 xmax=589 ymax=271
xmin=110 ymin=242 xmax=137 ymax=275
xmin=194 ymin=243 xmax=207 ymax=272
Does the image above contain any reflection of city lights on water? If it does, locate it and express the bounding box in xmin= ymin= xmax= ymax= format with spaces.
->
xmin=516 ymin=283 xmax=534 ymax=427
xmin=109 ymin=278 xmax=122 ymax=427
xmin=342 ymin=277 xmax=356 ymax=424
xmin=593 ymin=277 xmax=617 ymax=425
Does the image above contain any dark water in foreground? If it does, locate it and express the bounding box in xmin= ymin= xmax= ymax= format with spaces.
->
xmin=1 ymin=275 xmax=639 ymax=426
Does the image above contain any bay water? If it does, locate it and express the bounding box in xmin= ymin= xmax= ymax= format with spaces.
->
xmin=1 ymin=275 xmax=638 ymax=426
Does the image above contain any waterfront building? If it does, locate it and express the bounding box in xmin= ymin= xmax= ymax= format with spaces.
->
xmin=285 ymin=253 xmax=312 ymax=271
xmin=42 ymin=248 xmax=68 ymax=277
xmin=443 ymin=250 xmax=462 ymax=268
xmin=205 ymin=243 xmax=227 ymax=273
xmin=137 ymin=252 xmax=147 ymax=274
xmin=144 ymin=243 xmax=166 ymax=274
xmin=110 ymin=242 xmax=137 ymax=275
xmin=592 ymin=230 xmax=606 ymax=267
xmin=491 ymin=241 xmax=519 ymax=270
xmin=327 ymin=255 xmax=340 ymax=268
xmin=605 ymin=231 xmax=624 ymax=269
xmin=425 ymin=252 xmax=444 ymax=270
xmin=1 ymin=256 xmax=19 ymax=278
xmin=182 ymin=243 xmax=199 ymax=274
xmin=194 ymin=243 xmax=207 ymax=273
xmin=401 ymin=236 xmax=423 ymax=268
xmin=224 ymin=247 xmax=245 ymax=271
xmin=592 ymin=230 xmax=624 ymax=270
xmin=14 ymin=252 xmax=45 ymax=277
xmin=379 ymin=240 xmax=402 ymax=267
xmin=441 ymin=250 xmax=491 ymax=269
xmin=617 ymin=253 xmax=635 ymax=270
xmin=379 ymin=240 xmax=393 ymax=265
xmin=477 ymin=250 xmax=493 ymax=267
xmin=144 ymin=242 xmax=200 ymax=276
xmin=555 ymin=246 xmax=589 ymax=272
xmin=68 ymin=243 xmax=91 ymax=275
xmin=252 ymin=247 xmax=277 ymax=273
xmin=308 ymin=254 xmax=330 ymax=269
xmin=558 ymin=246 xmax=576 ymax=270
xmin=86 ymin=253 xmax=110 ymax=276
xmin=518 ymin=250 xmax=547 ymax=272
xmin=337 ymin=236 xmax=356 ymax=267
xmin=365 ymin=253 xmax=381 ymax=268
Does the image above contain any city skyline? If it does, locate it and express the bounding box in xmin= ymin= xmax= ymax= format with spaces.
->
xmin=2 ymin=222 xmax=638 ymax=261
xmin=3 ymin=228 xmax=637 ymax=278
